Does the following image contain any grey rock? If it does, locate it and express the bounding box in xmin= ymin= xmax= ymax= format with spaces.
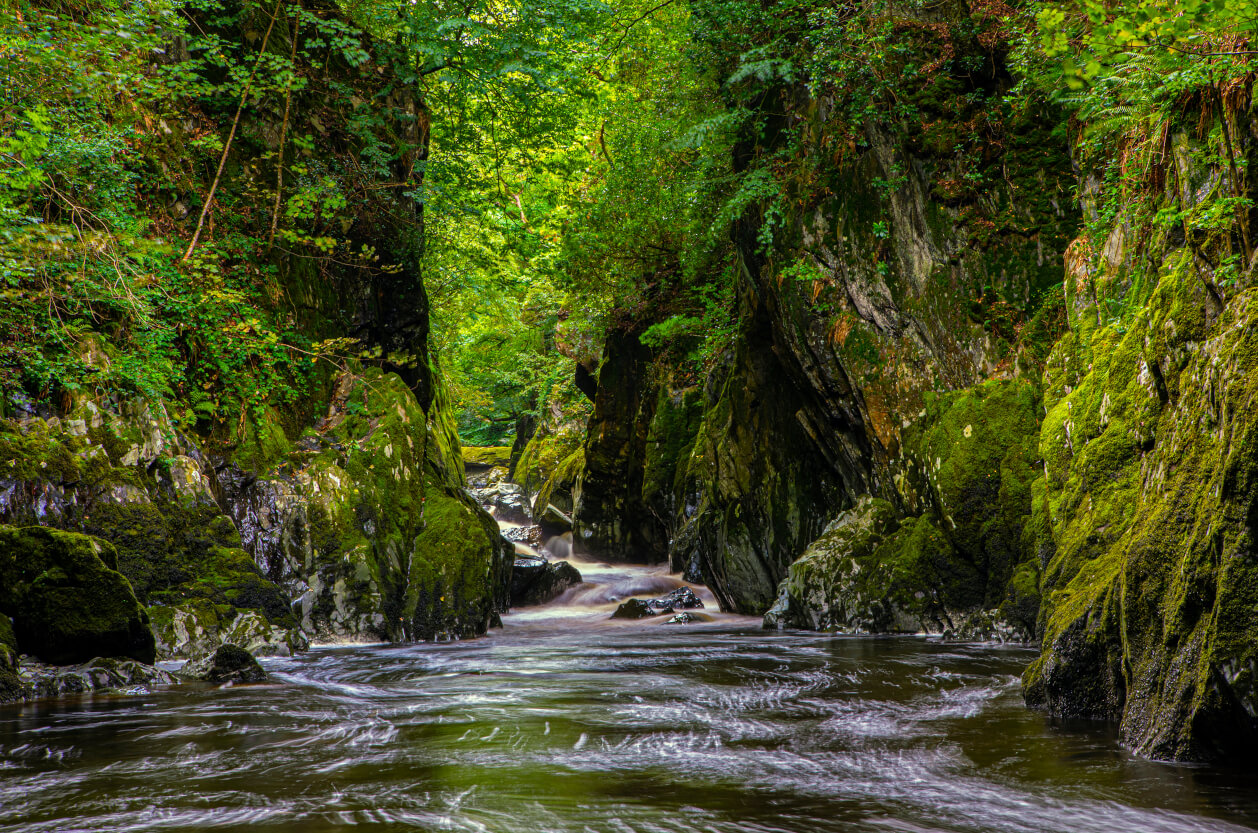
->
xmin=179 ymin=644 xmax=267 ymax=685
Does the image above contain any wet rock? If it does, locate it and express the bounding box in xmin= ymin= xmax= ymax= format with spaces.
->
xmin=511 ymin=556 xmax=582 ymax=607
xmin=471 ymin=482 xmax=532 ymax=525
xmin=0 ymin=525 xmax=156 ymax=664
xmin=500 ymin=524 xmax=542 ymax=549
xmin=179 ymin=644 xmax=267 ymax=685
xmin=467 ymin=466 xmax=509 ymax=489
xmin=611 ymin=598 xmax=666 ymax=619
xmin=667 ymin=612 xmax=698 ymax=624
xmin=0 ymin=645 xmax=28 ymax=704
xmin=20 ymin=656 xmax=175 ymax=700
xmin=537 ymin=504 xmax=573 ymax=537
xmin=148 ymin=600 xmax=308 ymax=660
xmin=649 ymin=587 xmax=704 ymax=611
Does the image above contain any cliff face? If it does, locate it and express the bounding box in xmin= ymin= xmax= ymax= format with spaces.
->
xmin=1024 ymin=123 xmax=1258 ymax=760
xmin=672 ymin=51 xmax=1077 ymax=619
xmin=569 ymin=3 xmax=1258 ymax=762
xmin=0 ymin=0 xmax=509 ymax=660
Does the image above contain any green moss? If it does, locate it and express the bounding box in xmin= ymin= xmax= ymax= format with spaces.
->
xmin=461 ymin=446 xmax=513 ymax=468
xmin=902 ymin=377 xmax=1043 ymax=606
xmin=404 ymin=487 xmax=507 ymax=640
xmin=0 ymin=613 xmax=15 ymax=651
xmin=534 ymin=447 xmax=584 ymax=516
xmin=0 ymin=525 xmax=156 ymax=664
xmin=233 ymin=406 xmax=294 ymax=474
xmin=515 ymin=429 xmax=583 ymax=495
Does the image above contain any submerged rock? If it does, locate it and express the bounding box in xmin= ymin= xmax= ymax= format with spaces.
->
xmin=667 ymin=612 xmax=699 ymax=624
xmin=510 ymin=556 xmax=582 ymax=607
xmin=180 ymin=644 xmax=267 ymax=685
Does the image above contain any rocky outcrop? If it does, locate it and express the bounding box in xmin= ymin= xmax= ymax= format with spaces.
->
xmin=1022 ymin=125 xmax=1258 ymax=760
xmin=763 ymin=377 xmax=1045 ymax=638
xmin=0 ymin=395 xmax=302 ymax=658
xmin=572 ymin=329 xmax=669 ymax=562
xmin=0 ymin=367 xmax=510 ymax=656
xmin=0 ymin=526 xmax=156 ymax=665
xmin=19 ymin=657 xmax=176 ymax=700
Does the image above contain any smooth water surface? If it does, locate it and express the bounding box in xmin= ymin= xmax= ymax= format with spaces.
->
xmin=2 ymin=562 xmax=1256 ymax=832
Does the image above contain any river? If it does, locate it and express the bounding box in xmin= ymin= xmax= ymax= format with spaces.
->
xmin=1 ymin=557 xmax=1256 ymax=832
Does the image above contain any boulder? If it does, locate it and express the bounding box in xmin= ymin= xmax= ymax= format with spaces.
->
xmin=0 ymin=526 xmax=156 ymax=665
xmin=0 ymin=645 xmax=28 ymax=704
xmin=180 ymin=644 xmax=267 ymax=684
xmin=501 ymin=525 xmax=542 ymax=549
xmin=649 ymin=587 xmax=704 ymax=611
xmin=148 ymin=600 xmax=310 ymax=660
xmin=611 ymin=598 xmax=665 ymax=620
xmin=471 ymin=482 xmax=532 ymax=525
xmin=511 ymin=556 xmax=582 ymax=607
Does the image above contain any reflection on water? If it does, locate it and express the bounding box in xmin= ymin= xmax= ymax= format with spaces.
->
xmin=2 ymin=561 xmax=1257 ymax=832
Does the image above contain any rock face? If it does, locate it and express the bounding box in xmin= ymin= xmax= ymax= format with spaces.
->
xmin=0 ymin=526 xmax=156 ymax=665
xmin=0 ymin=366 xmax=512 ymax=657
xmin=572 ymin=329 xmax=667 ymax=562
xmin=1020 ymin=128 xmax=1258 ymax=760
xmin=764 ymin=381 xmax=1042 ymax=638
xmin=180 ymin=644 xmax=267 ymax=685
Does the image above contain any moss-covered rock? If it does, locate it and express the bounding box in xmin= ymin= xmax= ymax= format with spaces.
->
xmin=1027 ymin=243 xmax=1258 ymax=759
xmin=533 ymin=448 xmax=584 ymax=517
xmin=461 ymin=446 xmax=513 ymax=468
xmin=0 ymin=525 xmax=156 ymax=664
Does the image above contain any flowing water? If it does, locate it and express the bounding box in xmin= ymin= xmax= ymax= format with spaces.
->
xmin=2 ymin=556 xmax=1257 ymax=833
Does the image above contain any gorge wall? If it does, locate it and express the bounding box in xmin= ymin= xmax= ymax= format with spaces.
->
xmin=565 ymin=2 xmax=1258 ymax=761
xmin=0 ymin=0 xmax=509 ymax=670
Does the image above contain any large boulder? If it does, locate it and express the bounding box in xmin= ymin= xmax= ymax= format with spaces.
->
xmin=0 ymin=644 xmax=27 ymax=704
xmin=649 ymin=586 xmax=704 ymax=611
xmin=510 ymin=556 xmax=582 ymax=607
xmin=611 ymin=598 xmax=661 ymax=620
xmin=180 ymin=644 xmax=267 ymax=684
xmin=148 ymin=600 xmax=309 ymax=660
xmin=0 ymin=526 xmax=156 ymax=664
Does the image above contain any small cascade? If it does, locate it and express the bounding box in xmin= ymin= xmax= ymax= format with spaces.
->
xmin=466 ymin=463 xmax=755 ymax=630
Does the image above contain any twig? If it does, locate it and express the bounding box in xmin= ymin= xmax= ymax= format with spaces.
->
xmin=183 ymin=0 xmax=285 ymax=262
xmin=269 ymin=2 xmax=302 ymax=247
